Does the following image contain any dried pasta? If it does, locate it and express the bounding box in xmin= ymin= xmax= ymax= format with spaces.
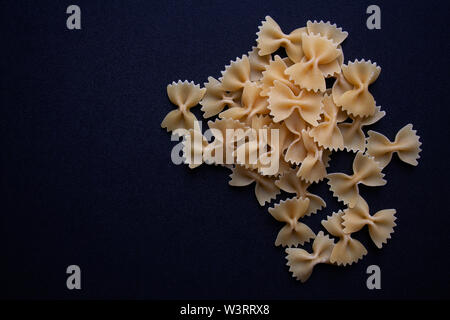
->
xmin=268 ymin=197 xmax=315 ymax=247
xmin=256 ymin=16 xmax=306 ymax=63
xmin=309 ymin=94 xmax=347 ymax=150
xmin=229 ymin=165 xmax=280 ymax=206
xmin=160 ymin=16 xmax=422 ymax=283
xmin=285 ymin=33 xmax=342 ymax=92
xmin=285 ymin=231 xmax=335 ymax=282
xmin=161 ymin=80 xmax=206 ymax=132
xmin=327 ymin=152 xmax=386 ymax=208
xmin=342 ymin=196 xmax=396 ymax=248
xmin=338 ymin=106 xmax=385 ymax=152
xmin=275 ymin=168 xmax=326 ymax=215
xmin=321 ymin=211 xmax=367 ymax=265
xmin=366 ymin=124 xmax=422 ymax=168
xmin=332 ymin=60 xmax=380 ymax=117
xmin=200 ymin=77 xmax=241 ymax=118
xmin=268 ymin=80 xmax=323 ymax=125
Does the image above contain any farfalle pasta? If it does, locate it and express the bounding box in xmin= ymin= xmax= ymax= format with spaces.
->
xmin=321 ymin=211 xmax=367 ymax=265
xmin=275 ymin=168 xmax=326 ymax=215
xmin=248 ymin=47 xmax=271 ymax=81
xmin=309 ymin=94 xmax=347 ymax=150
xmin=221 ymin=55 xmax=251 ymax=92
xmin=160 ymin=16 xmax=422 ymax=283
xmin=338 ymin=106 xmax=385 ymax=152
xmin=366 ymin=124 xmax=422 ymax=168
xmin=268 ymin=197 xmax=315 ymax=247
xmin=327 ymin=152 xmax=386 ymax=208
xmin=342 ymin=196 xmax=396 ymax=248
xmin=200 ymin=77 xmax=241 ymax=118
xmin=268 ymin=80 xmax=323 ymax=125
xmin=260 ymin=55 xmax=298 ymax=97
xmin=256 ymin=16 xmax=305 ymax=63
xmin=296 ymin=129 xmax=328 ymax=183
xmin=306 ymin=20 xmax=348 ymax=45
xmin=285 ymin=231 xmax=334 ymax=282
xmin=161 ymin=80 xmax=206 ymax=132
xmin=285 ymin=33 xmax=342 ymax=92
xmin=332 ymin=60 xmax=381 ymax=117
xmin=284 ymin=112 xmax=308 ymax=164
xmin=219 ymin=82 xmax=269 ymax=122
xmin=229 ymin=165 xmax=280 ymax=206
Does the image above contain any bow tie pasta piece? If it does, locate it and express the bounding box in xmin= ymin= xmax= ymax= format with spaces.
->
xmin=221 ymin=55 xmax=251 ymax=92
xmin=309 ymin=94 xmax=347 ymax=150
xmin=268 ymin=80 xmax=324 ymax=125
xmin=321 ymin=211 xmax=367 ymax=265
xmin=342 ymin=196 xmax=396 ymax=248
xmin=296 ymin=130 xmax=328 ymax=183
xmin=260 ymin=55 xmax=300 ymax=97
xmin=248 ymin=47 xmax=271 ymax=81
xmin=284 ymin=111 xmax=309 ymax=164
xmin=219 ymin=82 xmax=269 ymax=121
xmin=161 ymin=80 xmax=206 ymax=132
xmin=338 ymin=106 xmax=385 ymax=152
xmin=306 ymin=20 xmax=348 ymax=45
xmin=285 ymin=231 xmax=335 ymax=282
xmin=327 ymin=152 xmax=386 ymax=208
xmin=200 ymin=77 xmax=242 ymax=118
xmin=229 ymin=165 xmax=280 ymax=206
xmin=182 ymin=127 xmax=209 ymax=169
xmin=332 ymin=59 xmax=381 ymax=117
xmin=285 ymin=33 xmax=342 ymax=92
xmin=275 ymin=168 xmax=326 ymax=215
xmin=256 ymin=16 xmax=306 ymax=63
xmin=268 ymin=197 xmax=316 ymax=247
xmin=203 ymin=118 xmax=249 ymax=165
xmin=366 ymin=124 xmax=422 ymax=168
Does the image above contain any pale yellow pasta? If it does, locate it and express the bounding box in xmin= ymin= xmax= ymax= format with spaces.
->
xmin=221 ymin=55 xmax=251 ymax=92
xmin=306 ymin=20 xmax=348 ymax=45
xmin=309 ymin=94 xmax=347 ymax=150
xmin=366 ymin=124 xmax=421 ymax=168
xmin=268 ymin=80 xmax=324 ymax=125
xmin=321 ymin=211 xmax=367 ymax=265
xmin=275 ymin=168 xmax=326 ymax=215
xmin=268 ymin=197 xmax=315 ymax=247
xmin=332 ymin=59 xmax=381 ymax=117
xmin=229 ymin=165 xmax=280 ymax=206
xmin=338 ymin=106 xmax=385 ymax=152
xmin=219 ymin=82 xmax=269 ymax=121
xmin=256 ymin=16 xmax=306 ymax=63
xmin=182 ymin=127 xmax=208 ymax=169
xmin=200 ymin=77 xmax=241 ymax=118
xmin=327 ymin=152 xmax=386 ymax=208
xmin=296 ymin=129 xmax=328 ymax=183
xmin=284 ymin=111 xmax=308 ymax=164
xmin=260 ymin=55 xmax=300 ymax=97
xmin=248 ymin=46 xmax=271 ymax=81
xmin=342 ymin=196 xmax=396 ymax=248
xmin=285 ymin=231 xmax=335 ymax=282
xmin=160 ymin=17 xmax=422 ymax=284
xmin=161 ymin=80 xmax=206 ymax=132
xmin=285 ymin=33 xmax=341 ymax=92
xmin=203 ymin=118 xmax=248 ymax=165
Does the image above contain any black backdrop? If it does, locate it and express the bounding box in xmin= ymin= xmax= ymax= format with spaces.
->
xmin=1 ymin=0 xmax=449 ymax=299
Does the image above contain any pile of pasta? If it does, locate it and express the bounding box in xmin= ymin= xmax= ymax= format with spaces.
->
xmin=160 ymin=16 xmax=422 ymax=282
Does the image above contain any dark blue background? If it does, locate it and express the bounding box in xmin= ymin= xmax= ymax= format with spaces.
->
xmin=1 ymin=0 xmax=449 ymax=299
